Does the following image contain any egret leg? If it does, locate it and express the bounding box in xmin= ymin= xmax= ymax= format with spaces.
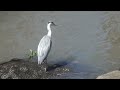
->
xmin=38 ymin=56 xmax=40 ymax=64
xmin=42 ymin=59 xmax=48 ymax=72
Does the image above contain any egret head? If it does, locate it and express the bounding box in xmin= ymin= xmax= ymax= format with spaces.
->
xmin=48 ymin=21 xmax=56 ymax=26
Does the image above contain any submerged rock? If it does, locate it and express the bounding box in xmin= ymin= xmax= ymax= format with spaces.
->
xmin=96 ymin=70 xmax=120 ymax=79
xmin=0 ymin=58 xmax=69 ymax=79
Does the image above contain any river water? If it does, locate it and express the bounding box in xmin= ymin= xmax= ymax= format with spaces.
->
xmin=0 ymin=11 xmax=120 ymax=79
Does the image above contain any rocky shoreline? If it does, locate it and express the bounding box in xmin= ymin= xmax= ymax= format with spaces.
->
xmin=0 ymin=58 xmax=69 ymax=79
xmin=96 ymin=70 xmax=120 ymax=79
xmin=1 ymin=58 xmax=120 ymax=79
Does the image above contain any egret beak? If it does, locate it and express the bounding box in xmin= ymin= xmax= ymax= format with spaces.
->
xmin=53 ymin=23 xmax=57 ymax=26
xmin=52 ymin=22 xmax=57 ymax=26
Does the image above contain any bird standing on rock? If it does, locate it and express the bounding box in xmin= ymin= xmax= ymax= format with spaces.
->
xmin=37 ymin=21 xmax=56 ymax=72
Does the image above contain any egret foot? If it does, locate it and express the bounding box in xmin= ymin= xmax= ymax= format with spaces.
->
xmin=43 ymin=67 xmax=47 ymax=72
xmin=41 ymin=59 xmax=48 ymax=72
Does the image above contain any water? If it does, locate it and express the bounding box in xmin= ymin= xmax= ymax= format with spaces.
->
xmin=0 ymin=11 xmax=120 ymax=79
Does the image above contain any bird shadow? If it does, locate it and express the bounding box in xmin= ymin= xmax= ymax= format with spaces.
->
xmin=47 ymin=61 xmax=68 ymax=71
xmin=47 ymin=56 xmax=75 ymax=71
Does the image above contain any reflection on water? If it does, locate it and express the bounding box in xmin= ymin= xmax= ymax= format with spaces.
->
xmin=0 ymin=11 xmax=120 ymax=79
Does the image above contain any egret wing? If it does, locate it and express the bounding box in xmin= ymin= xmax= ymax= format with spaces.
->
xmin=37 ymin=36 xmax=51 ymax=63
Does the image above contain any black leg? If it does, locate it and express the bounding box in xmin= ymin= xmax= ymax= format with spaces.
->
xmin=42 ymin=59 xmax=48 ymax=72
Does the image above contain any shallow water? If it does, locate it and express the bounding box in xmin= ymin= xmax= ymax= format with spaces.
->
xmin=0 ymin=11 xmax=120 ymax=79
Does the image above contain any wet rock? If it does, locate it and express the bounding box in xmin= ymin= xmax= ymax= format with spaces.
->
xmin=96 ymin=70 xmax=120 ymax=79
xmin=20 ymin=67 xmax=28 ymax=72
xmin=0 ymin=58 xmax=70 ymax=79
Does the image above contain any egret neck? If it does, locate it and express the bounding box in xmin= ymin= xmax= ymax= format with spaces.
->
xmin=47 ymin=23 xmax=52 ymax=37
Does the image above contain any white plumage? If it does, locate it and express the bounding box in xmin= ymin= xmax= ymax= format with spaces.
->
xmin=37 ymin=35 xmax=52 ymax=64
xmin=37 ymin=21 xmax=56 ymax=65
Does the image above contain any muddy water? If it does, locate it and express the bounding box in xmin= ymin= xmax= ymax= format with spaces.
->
xmin=0 ymin=11 xmax=120 ymax=79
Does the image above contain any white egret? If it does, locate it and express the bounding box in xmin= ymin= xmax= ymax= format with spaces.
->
xmin=37 ymin=21 xmax=56 ymax=71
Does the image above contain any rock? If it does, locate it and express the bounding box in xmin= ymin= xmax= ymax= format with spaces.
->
xmin=96 ymin=70 xmax=120 ymax=79
xmin=0 ymin=58 xmax=70 ymax=79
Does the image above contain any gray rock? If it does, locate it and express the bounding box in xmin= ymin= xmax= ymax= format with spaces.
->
xmin=0 ymin=58 xmax=69 ymax=79
xmin=96 ymin=70 xmax=120 ymax=79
